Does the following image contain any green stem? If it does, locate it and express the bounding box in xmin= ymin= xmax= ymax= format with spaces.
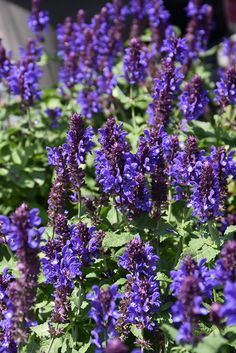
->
xmin=27 ymin=109 xmax=32 ymax=130
xmin=208 ymin=220 xmax=220 ymax=247
xmin=46 ymin=337 xmax=55 ymax=353
xmin=78 ymin=189 xmax=82 ymax=219
xmin=167 ymin=187 xmax=172 ymax=224
xmin=130 ymin=86 xmax=137 ymax=132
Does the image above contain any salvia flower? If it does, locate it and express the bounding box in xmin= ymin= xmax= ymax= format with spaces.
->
xmin=222 ymin=37 xmax=236 ymax=67
xmin=145 ymin=0 xmax=170 ymax=61
xmin=215 ymin=67 xmax=236 ymax=109
xmin=118 ymin=235 xmax=160 ymax=332
xmin=179 ymin=75 xmax=209 ymax=129
xmin=189 ymin=158 xmax=221 ymax=221
xmin=188 ymin=147 xmax=236 ymax=221
xmin=0 ymin=39 xmax=11 ymax=82
xmin=161 ymin=34 xmax=188 ymax=65
xmin=0 ymin=204 xmax=43 ymax=344
xmin=95 ymin=117 xmax=130 ymax=195
xmin=185 ymin=0 xmax=213 ymax=62
xmin=170 ymin=255 xmax=214 ymax=343
xmin=148 ymin=59 xmax=183 ymax=127
xmin=215 ymin=240 xmax=236 ymax=284
xmin=28 ymin=0 xmax=49 ymax=35
xmin=220 ymin=281 xmax=236 ymax=325
xmin=8 ymin=38 xmax=43 ymax=110
xmin=170 ymin=135 xmax=204 ymax=199
xmin=45 ymin=107 xmax=62 ymax=128
xmin=87 ymin=284 xmax=122 ymax=353
xmin=124 ymin=37 xmax=148 ymax=85
xmin=137 ymin=127 xmax=172 ymax=216
xmin=0 ymin=268 xmax=17 ymax=353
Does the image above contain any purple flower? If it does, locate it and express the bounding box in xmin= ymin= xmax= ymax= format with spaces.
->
xmin=179 ymin=75 xmax=209 ymax=129
xmin=222 ymin=37 xmax=236 ymax=67
xmin=145 ymin=0 xmax=170 ymax=60
xmin=215 ymin=240 xmax=236 ymax=284
xmin=170 ymin=136 xmax=204 ymax=199
xmin=148 ymin=59 xmax=183 ymax=127
xmin=161 ymin=34 xmax=188 ymax=65
xmin=0 ymin=269 xmax=17 ymax=353
xmin=185 ymin=0 xmax=213 ymax=61
xmin=95 ymin=117 xmax=130 ymax=195
xmin=124 ymin=38 xmax=148 ymax=85
xmin=87 ymin=285 xmax=122 ymax=353
xmin=189 ymin=159 xmax=221 ymax=221
xmin=215 ymin=67 xmax=236 ymax=109
xmin=7 ymin=39 xmax=42 ymax=110
xmin=0 ymin=204 xmax=43 ymax=344
xmin=45 ymin=107 xmax=62 ymax=128
xmin=0 ymin=39 xmax=11 ymax=81
xmin=136 ymin=127 xmax=172 ymax=217
xmin=171 ymin=255 xmax=214 ymax=343
xmin=28 ymin=0 xmax=49 ymax=34
xmin=47 ymin=113 xmax=94 ymax=216
xmin=118 ymin=235 xmax=160 ymax=332
xmin=221 ymin=281 xmax=236 ymax=325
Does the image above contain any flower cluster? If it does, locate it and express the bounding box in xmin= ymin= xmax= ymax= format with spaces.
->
xmin=124 ymin=38 xmax=148 ymax=85
xmin=42 ymin=214 xmax=104 ymax=327
xmin=185 ymin=0 xmax=213 ymax=62
xmin=0 ymin=39 xmax=11 ymax=82
xmin=171 ymin=140 xmax=236 ymax=221
xmin=215 ymin=67 xmax=236 ymax=109
xmin=87 ymin=284 xmax=122 ymax=353
xmin=0 ymin=204 xmax=44 ymax=344
xmin=170 ymin=255 xmax=214 ymax=343
xmin=47 ymin=113 xmax=94 ymax=223
xmin=222 ymin=37 xmax=236 ymax=67
xmin=148 ymin=35 xmax=185 ymax=127
xmin=28 ymin=0 xmax=49 ymax=36
xmin=179 ymin=74 xmax=209 ymax=130
xmin=7 ymin=38 xmax=43 ymax=110
xmin=118 ymin=235 xmax=160 ymax=334
xmin=57 ymin=1 xmax=124 ymax=117
xmin=0 ymin=268 xmax=17 ymax=353
xmin=45 ymin=107 xmax=62 ymax=128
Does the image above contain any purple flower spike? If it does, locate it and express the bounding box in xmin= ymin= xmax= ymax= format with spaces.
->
xmin=87 ymin=285 xmax=122 ymax=353
xmin=118 ymin=235 xmax=160 ymax=333
xmin=171 ymin=255 xmax=214 ymax=343
xmin=221 ymin=281 xmax=236 ymax=325
xmin=0 ymin=204 xmax=43 ymax=344
xmin=124 ymin=37 xmax=148 ymax=85
xmin=179 ymin=75 xmax=209 ymax=128
xmin=215 ymin=67 xmax=236 ymax=109
xmin=28 ymin=0 xmax=49 ymax=34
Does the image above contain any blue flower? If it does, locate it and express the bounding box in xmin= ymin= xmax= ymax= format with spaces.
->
xmin=215 ymin=67 xmax=236 ymax=109
xmin=124 ymin=38 xmax=148 ymax=85
xmin=87 ymin=285 xmax=122 ymax=353
xmin=221 ymin=281 xmax=236 ymax=325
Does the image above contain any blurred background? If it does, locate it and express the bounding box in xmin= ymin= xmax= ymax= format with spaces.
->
xmin=0 ymin=0 xmax=234 ymax=83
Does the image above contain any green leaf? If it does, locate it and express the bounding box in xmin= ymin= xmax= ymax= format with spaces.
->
xmin=78 ymin=340 xmax=91 ymax=353
xmin=162 ymin=324 xmax=178 ymax=341
xmin=194 ymin=332 xmax=227 ymax=353
xmin=30 ymin=322 xmax=50 ymax=338
xmin=224 ymin=225 xmax=236 ymax=238
xmin=102 ymin=232 xmax=135 ymax=249
xmin=131 ymin=325 xmax=143 ymax=339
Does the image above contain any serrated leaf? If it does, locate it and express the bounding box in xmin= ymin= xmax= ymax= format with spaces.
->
xmin=162 ymin=324 xmax=178 ymax=341
xmin=224 ymin=225 xmax=236 ymax=237
xmin=131 ymin=325 xmax=143 ymax=339
xmin=102 ymin=232 xmax=135 ymax=249
xmin=78 ymin=340 xmax=91 ymax=353
xmin=194 ymin=332 xmax=227 ymax=353
xmin=30 ymin=322 xmax=50 ymax=338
